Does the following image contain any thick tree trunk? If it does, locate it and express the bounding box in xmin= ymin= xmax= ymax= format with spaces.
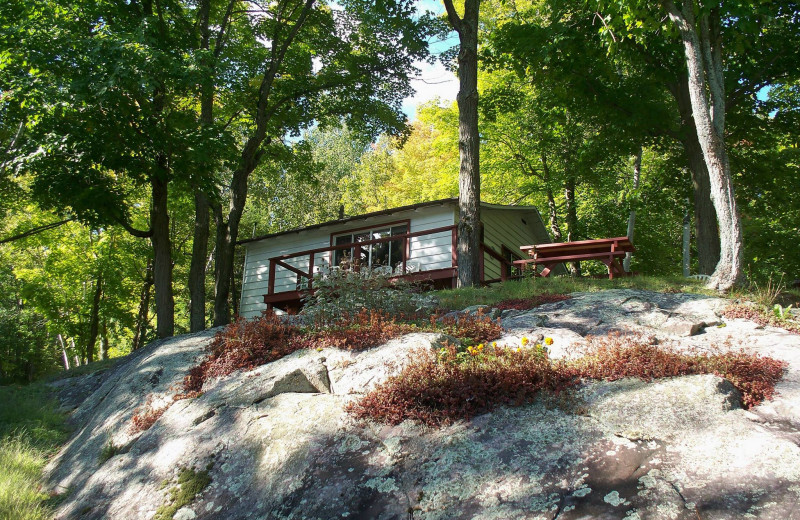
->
xmin=564 ymin=176 xmax=580 ymax=276
xmin=190 ymin=0 xmax=215 ymax=332
xmin=190 ymin=191 xmax=210 ymax=331
xmin=133 ymin=259 xmax=154 ymax=351
xmin=444 ymin=0 xmax=482 ymax=288
xmin=624 ymin=147 xmax=642 ymax=272
xmin=674 ymin=74 xmax=720 ymax=274
xmin=87 ymin=273 xmax=103 ymax=363
xmin=666 ymin=0 xmax=743 ymax=292
xmin=151 ymin=174 xmax=174 ymax=337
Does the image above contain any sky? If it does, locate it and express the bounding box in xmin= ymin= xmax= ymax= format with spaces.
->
xmin=400 ymin=0 xmax=459 ymax=120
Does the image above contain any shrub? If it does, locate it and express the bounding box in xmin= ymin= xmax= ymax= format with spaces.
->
xmin=301 ymin=270 xmax=438 ymax=327
xmin=350 ymin=334 xmax=788 ymax=426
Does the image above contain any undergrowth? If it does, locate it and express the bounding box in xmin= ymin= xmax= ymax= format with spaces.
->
xmin=348 ymin=333 xmax=788 ymax=426
xmin=0 ymin=383 xmax=68 ymax=520
xmin=723 ymin=303 xmax=799 ymax=335
xmin=180 ymin=310 xmax=503 ymax=395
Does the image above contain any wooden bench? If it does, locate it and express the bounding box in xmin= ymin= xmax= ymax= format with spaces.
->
xmin=514 ymin=237 xmax=635 ymax=279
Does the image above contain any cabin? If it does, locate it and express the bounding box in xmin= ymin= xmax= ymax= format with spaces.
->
xmin=238 ymin=198 xmax=553 ymax=317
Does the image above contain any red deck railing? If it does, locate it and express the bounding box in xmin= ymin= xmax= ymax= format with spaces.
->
xmin=263 ymin=225 xmax=514 ymax=309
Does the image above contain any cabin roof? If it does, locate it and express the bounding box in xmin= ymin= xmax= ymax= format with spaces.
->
xmin=238 ymin=197 xmax=545 ymax=245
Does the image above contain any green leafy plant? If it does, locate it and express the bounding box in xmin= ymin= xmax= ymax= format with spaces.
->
xmin=153 ymin=466 xmax=212 ymax=520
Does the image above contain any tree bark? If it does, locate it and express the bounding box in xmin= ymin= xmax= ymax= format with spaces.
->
xmin=623 ymin=147 xmax=642 ymax=272
xmin=100 ymin=320 xmax=109 ymax=360
xmin=133 ymin=259 xmax=154 ymax=351
xmin=564 ymin=176 xmax=580 ymax=276
xmin=87 ymin=273 xmax=103 ymax=363
xmin=674 ymin=73 xmax=720 ymax=274
xmin=541 ymin=154 xmax=562 ymax=241
xmin=665 ymin=0 xmax=743 ymax=291
xmin=190 ymin=191 xmax=210 ymax=331
xmin=444 ymin=0 xmax=482 ymax=288
xmin=212 ymin=0 xmax=316 ymax=325
xmin=151 ymin=173 xmax=174 ymax=337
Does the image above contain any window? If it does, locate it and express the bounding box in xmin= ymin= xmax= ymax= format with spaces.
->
xmin=332 ymin=224 xmax=408 ymax=270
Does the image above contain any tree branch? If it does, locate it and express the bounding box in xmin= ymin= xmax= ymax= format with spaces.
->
xmin=0 ymin=218 xmax=77 ymax=244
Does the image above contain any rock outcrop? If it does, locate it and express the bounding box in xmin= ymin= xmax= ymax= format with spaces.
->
xmin=46 ymin=290 xmax=800 ymax=519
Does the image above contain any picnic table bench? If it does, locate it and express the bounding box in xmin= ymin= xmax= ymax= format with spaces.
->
xmin=514 ymin=236 xmax=635 ymax=279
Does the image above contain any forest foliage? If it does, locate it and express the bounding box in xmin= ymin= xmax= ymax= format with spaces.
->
xmin=0 ymin=0 xmax=798 ymax=381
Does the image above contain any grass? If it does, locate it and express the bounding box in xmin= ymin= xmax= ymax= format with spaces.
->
xmin=45 ymin=357 xmax=120 ymax=383
xmin=0 ymin=383 xmax=68 ymax=520
xmin=433 ymin=275 xmax=716 ymax=310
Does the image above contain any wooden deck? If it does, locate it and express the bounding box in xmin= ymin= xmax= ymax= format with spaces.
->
xmin=262 ymin=226 xmax=515 ymax=312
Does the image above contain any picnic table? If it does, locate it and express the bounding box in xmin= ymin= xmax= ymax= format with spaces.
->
xmin=514 ymin=237 xmax=635 ymax=279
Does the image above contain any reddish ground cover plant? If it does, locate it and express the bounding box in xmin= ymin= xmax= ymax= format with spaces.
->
xmin=573 ymin=334 xmax=788 ymax=408
xmin=129 ymin=395 xmax=169 ymax=434
xmin=494 ymin=293 xmax=571 ymax=311
xmin=347 ymin=342 xmax=574 ymax=426
xmin=350 ymin=334 xmax=788 ymax=426
xmin=723 ymin=304 xmax=800 ymax=335
xmin=180 ymin=310 xmax=502 ymax=395
xmin=434 ymin=311 xmax=503 ymax=344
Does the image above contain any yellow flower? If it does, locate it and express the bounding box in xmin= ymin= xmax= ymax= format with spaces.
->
xmin=516 ymin=347 xmax=521 ymax=352
xmin=477 ymin=343 xmax=484 ymax=351
xmin=521 ymin=337 xmax=529 ymax=346
xmin=491 ymin=342 xmax=497 ymax=348
xmin=545 ymin=337 xmax=554 ymax=346
xmin=535 ymin=343 xmax=542 ymax=350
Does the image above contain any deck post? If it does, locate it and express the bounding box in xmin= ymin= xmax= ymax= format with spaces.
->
xmin=308 ymin=252 xmax=315 ymax=290
xmin=267 ymin=259 xmax=277 ymax=310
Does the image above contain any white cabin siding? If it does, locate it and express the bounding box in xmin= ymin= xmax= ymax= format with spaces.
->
xmin=239 ymin=204 xmax=456 ymax=318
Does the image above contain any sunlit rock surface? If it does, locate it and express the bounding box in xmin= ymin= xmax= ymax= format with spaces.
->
xmin=46 ymin=290 xmax=800 ymax=520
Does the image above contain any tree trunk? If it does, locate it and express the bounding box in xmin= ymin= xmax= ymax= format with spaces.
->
xmin=190 ymin=191 xmax=210 ymax=331
xmin=87 ymin=273 xmax=103 ymax=362
xmin=683 ymin=205 xmax=692 ymax=276
xmin=151 ymin=173 xmax=174 ymax=337
xmin=674 ymin=73 xmax=720 ymax=274
xmin=444 ymin=0 xmax=482 ymax=288
xmin=541 ymin=154 xmax=562 ymax=241
xmin=100 ymin=320 xmax=109 ymax=360
xmin=212 ymin=0 xmax=316 ymax=324
xmin=666 ymin=0 xmax=743 ymax=292
xmin=133 ymin=259 xmax=154 ymax=351
xmin=58 ymin=334 xmax=70 ymax=370
xmin=190 ymin=0 xmax=214 ymax=332
xmin=564 ymin=176 xmax=580 ymax=276
xmin=623 ymin=147 xmax=642 ymax=272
